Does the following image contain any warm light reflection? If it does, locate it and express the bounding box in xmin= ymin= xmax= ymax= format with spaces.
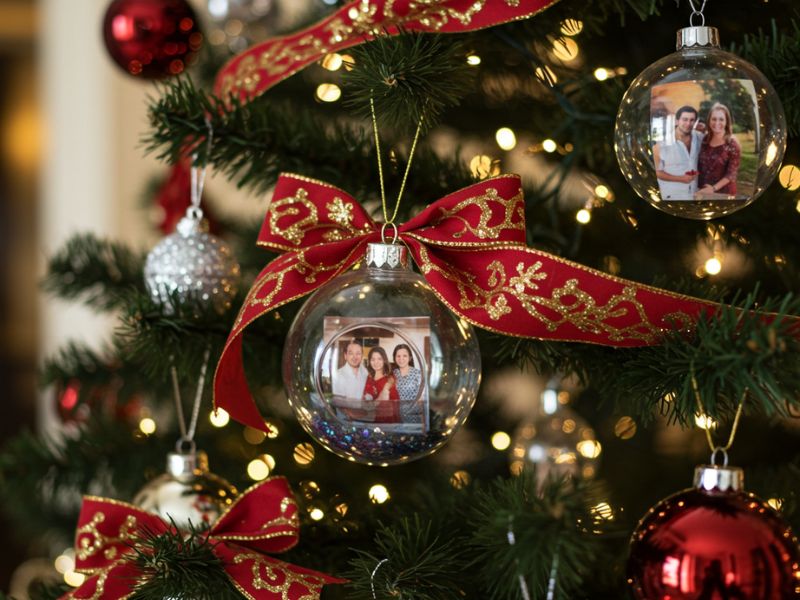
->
xmin=779 ymin=164 xmax=800 ymax=190
xmin=577 ymin=439 xmax=602 ymax=458
xmin=369 ymin=484 xmax=390 ymax=504
xmin=294 ymin=442 xmax=315 ymax=465
xmin=695 ymin=414 xmax=716 ymax=430
xmin=542 ymin=138 xmax=557 ymax=153
xmin=560 ymin=18 xmax=583 ymax=36
xmin=309 ymin=507 xmax=325 ymax=521
xmin=64 ymin=570 xmax=86 ymax=587
xmin=534 ymin=65 xmax=557 ymax=85
xmin=321 ymin=53 xmax=343 ymax=71
xmin=576 ymin=208 xmax=592 ymax=224
xmin=552 ymin=37 xmax=579 ymax=62
xmin=704 ymin=257 xmax=722 ymax=275
xmin=316 ymin=83 xmax=342 ymax=102
xmin=466 ymin=54 xmax=481 ymax=66
xmin=495 ymin=127 xmax=517 ymax=150
xmin=138 ymin=418 xmax=156 ymax=435
xmin=209 ymin=408 xmax=230 ymax=427
xmin=491 ymin=431 xmax=511 ymax=450
xmin=594 ymin=67 xmax=609 ymax=81
xmin=247 ymin=458 xmax=270 ymax=480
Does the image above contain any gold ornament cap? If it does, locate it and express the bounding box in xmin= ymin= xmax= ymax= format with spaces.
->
xmin=694 ymin=464 xmax=744 ymax=493
xmin=677 ymin=26 xmax=720 ymax=50
xmin=365 ymin=242 xmax=408 ymax=270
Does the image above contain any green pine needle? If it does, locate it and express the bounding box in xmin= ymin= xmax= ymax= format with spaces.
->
xmin=343 ymin=32 xmax=476 ymax=134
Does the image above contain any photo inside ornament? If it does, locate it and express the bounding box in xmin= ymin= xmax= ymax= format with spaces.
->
xmin=317 ymin=318 xmax=430 ymax=434
xmin=615 ymin=27 xmax=787 ymax=220
xmin=651 ymin=79 xmax=759 ymax=206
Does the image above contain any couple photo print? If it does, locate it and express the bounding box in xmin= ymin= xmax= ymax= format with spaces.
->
xmin=651 ymin=77 xmax=759 ymax=204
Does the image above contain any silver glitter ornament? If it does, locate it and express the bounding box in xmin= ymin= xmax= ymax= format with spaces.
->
xmin=144 ymin=207 xmax=241 ymax=313
xmin=133 ymin=447 xmax=237 ymax=530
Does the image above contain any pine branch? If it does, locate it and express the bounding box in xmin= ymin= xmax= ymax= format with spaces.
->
xmin=733 ymin=19 xmax=800 ymax=136
xmin=466 ymin=473 xmax=623 ymax=599
xmin=129 ymin=526 xmax=240 ymax=600
xmin=0 ymin=418 xmax=171 ymax=541
xmin=42 ymin=233 xmax=146 ymax=311
xmin=343 ymin=33 xmax=476 ymax=134
xmin=345 ymin=515 xmax=469 ymax=600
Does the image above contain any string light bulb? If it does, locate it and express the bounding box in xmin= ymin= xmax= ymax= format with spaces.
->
xmin=247 ymin=458 xmax=270 ymax=480
xmin=594 ymin=67 xmax=609 ymax=81
xmin=704 ymin=256 xmax=722 ymax=275
xmin=542 ymin=139 xmax=557 ymax=153
xmin=368 ymin=484 xmax=390 ymax=504
xmin=491 ymin=431 xmax=511 ymax=450
xmin=315 ymin=83 xmax=341 ymax=102
xmin=778 ymin=164 xmax=800 ymax=190
xmin=466 ymin=54 xmax=481 ymax=66
xmin=495 ymin=127 xmax=517 ymax=151
xmin=209 ymin=408 xmax=229 ymax=427
xmin=138 ymin=417 xmax=156 ymax=435
xmin=576 ymin=208 xmax=592 ymax=224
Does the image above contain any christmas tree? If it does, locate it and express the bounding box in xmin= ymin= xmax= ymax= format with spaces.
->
xmin=3 ymin=0 xmax=800 ymax=598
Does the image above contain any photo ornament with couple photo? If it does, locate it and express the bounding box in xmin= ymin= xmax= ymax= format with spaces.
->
xmin=651 ymin=77 xmax=760 ymax=203
xmin=315 ymin=316 xmax=431 ymax=435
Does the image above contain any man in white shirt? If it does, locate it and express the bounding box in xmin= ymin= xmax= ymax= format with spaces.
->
xmin=332 ymin=340 xmax=368 ymax=399
xmin=654 ymin=106 xmax=703 ymax=200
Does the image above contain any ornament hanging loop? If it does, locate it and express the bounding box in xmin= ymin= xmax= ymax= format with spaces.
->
xmin=380 ymin=222 xmax=399 ymax=245
xmin=174 ymin=437 xmax=197 ymax=456
xmin=710 ymin=446 xmax=729 ymax=467
xmin=687 ymin=0 xmax=707 ymax=27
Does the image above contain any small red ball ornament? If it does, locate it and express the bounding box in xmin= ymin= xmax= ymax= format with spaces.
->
xmin=102 ymin=0 xmax=203 ymax=79
xmin=628 ymin=464 xmax=800 ymax=599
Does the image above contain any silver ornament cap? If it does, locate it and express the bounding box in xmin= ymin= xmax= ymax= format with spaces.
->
xmin=694 ymin=464 xmax=744 ymax=493
xmin=676 ymin=26 xmax=720 ymax=50
xmin=365 ymin=242 xmax=408 ymax=270
xmin=144 ymin=208 xmax=241 ymax=314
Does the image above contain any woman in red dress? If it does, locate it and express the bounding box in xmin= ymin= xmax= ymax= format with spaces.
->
xmin=362 ymin=347 xmax=400 ymax=423
xmin=697 ymin=103 xmax=741 ymax=198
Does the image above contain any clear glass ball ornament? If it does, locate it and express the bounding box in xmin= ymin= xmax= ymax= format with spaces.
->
xmin=282 ymin=242 xmax=482 ymax=466
xmin=144 ymin=208 xmax=241 ymax=313
xmin=133 ymin=447 xmax=238 ymax=530
xmin=510 ymin=382 xmax=600 ymax=483
xmin=615 ymin=26 xmax=786 ymax=220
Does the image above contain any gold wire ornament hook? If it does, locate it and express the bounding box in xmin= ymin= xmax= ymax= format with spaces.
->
xmin=690 ymin=370 xmax=747 ymax=459
xmin=369 ymin=93 xmax=425 ymax=227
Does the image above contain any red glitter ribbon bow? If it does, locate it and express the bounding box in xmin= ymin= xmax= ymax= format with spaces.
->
xmin=213 ymin=173 xmax=723 ymax=432
xmin=62 ymin=477 xmax=343 ymax=599
xmin=214 ymin=0 xmax=562 ymax=102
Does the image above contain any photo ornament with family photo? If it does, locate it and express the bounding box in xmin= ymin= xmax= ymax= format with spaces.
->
xmin=651 ymin=78 xmax=760 ymax=203
xmin=315 ymin=316 xmax=431 ymax=435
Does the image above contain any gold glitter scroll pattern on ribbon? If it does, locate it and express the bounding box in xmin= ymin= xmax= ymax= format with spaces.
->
xmin=76 ymin=512 xmax=138 ymax=561
xmin=431 ymin=187 xmax=525 ymax=240
xmin=414 ymin=244 xmax=691 ymax=343
xmin=233 ymin=553 xmax=326 ymax=600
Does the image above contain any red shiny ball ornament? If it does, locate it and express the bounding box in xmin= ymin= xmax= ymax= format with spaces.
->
xmin=102 ymin=0 xmax=203 ymax=79
xmin=628 ymin=465 xmax=800 ymax=600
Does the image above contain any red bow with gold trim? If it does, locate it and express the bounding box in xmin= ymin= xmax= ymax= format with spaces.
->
xmin=62 ymin=477 xmax=343 ymax=599
xmin=215 ymin=0 xmax=562 ymax=102
xmin=213 ymin=173 xmax=722 ymax=432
